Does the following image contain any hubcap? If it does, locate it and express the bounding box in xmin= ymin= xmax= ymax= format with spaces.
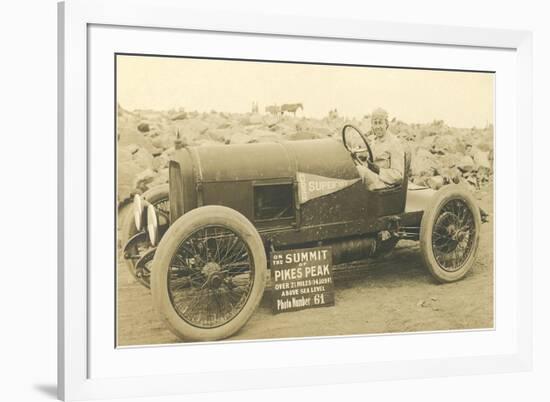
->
xmin=202 ymin=261 xmax=221 ymax=276
xmin=202 ymin=262 xmax=224 ymax=289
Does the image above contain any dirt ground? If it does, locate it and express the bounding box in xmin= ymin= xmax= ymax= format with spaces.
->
xmin=116 ymin=189 xmax=493 ymax=346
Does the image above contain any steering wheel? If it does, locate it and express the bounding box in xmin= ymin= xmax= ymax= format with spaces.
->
xmin=342 ymin=124 xmax=374 ymax=166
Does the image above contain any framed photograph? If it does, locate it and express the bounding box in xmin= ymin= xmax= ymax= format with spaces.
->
xmin=58 ymin=0 xmax=533 ymax=400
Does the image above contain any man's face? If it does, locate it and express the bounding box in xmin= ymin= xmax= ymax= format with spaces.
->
xmin=372 ymin=117 xmax=387 ymax=138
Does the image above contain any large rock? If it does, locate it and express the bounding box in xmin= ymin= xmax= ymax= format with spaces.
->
xmin=471 ymin=149 xmax=492 ymax=170
xmin=118 ymin=128 xmax=156 ymax=154
xmin=132 ymin=169 xmax=156 ymax=193
xmin=150 ymin=132 xmax=175 ymax=152
xmin=119 ymin=144 xmax=153 ymax=169
xmin=462 ymin=173 xmax=479 ymax=190
xmin=432 ymin=134 xmax=464 ymax=154
xmin=456 ymin=155 xmax=475 ymax=172
xmin=148 ymin=168 xmax=169 ymax=188
xmin=117 ymin=144 xmax=155 ymax=202
xmin=419 ymin=134 xmax=436 ymax=149
xmin=397 ymin=129 xmax=416 ymax=142
xmin=255 ymin=134 xmax=283 ymax=143
xmin=438 ymin=167 xmax=461 ymax=184
xmin=426 ymin=176 xmax=445 ymax=190
xmin=475 ymin=139 xmax=493 ymax=152
xmin=410 ymin=148 xmax=438 ymax=176
xmin=268 ymin=121 xmax=296 ymax=135
xmin=296 ymin=120 xmax=334 ymax=137
xmin=171 ymin=119 xmax=211 ymax=142
xmin=288 ymin=131 xmax=323 ymax=141
xmin=137 ymin=122 xmax=150 ymax=133
xmin=202 ymin=112 xmax=228 ymax=128
xmin=132 ymin=147 xmax=154 ymax=170
xmin=117 ymin=161 xmax=138 ymax=202
xmin=152 ymin=147 xmax=177 ymax=171
xmin=389 ymin=121 xmax=409 ymax=136
xmin=196 ymin=139 xmax=226 ymax=147
xmin=206 ymin=128 xmax=237 ymax=143
xmin=248 ymin=129 xmax=283 ymax=143
xmin=230 ymin=133 xmax=256 ymax=145
xmin=118 ymin=161 xmax=143 ymax=201
xmin=247 ymin=114 xmax=264 ymax=125
xmin=171 ymin=112 xmax=187 ymax=121
xmin=439 ymin=152 xmax=462 ymax=166
xmin=118 ymin=144 xmax=136 ymax=162
xmin=237 ymin=114 xmax=255 ymax=126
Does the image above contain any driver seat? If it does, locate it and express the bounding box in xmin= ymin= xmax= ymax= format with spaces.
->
xmin=357 ymin=151 xmax=411 ymax=192
xmin=364 ymin=151 xmax=411 ymax=216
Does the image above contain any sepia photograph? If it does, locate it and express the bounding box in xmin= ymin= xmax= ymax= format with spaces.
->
xmin=116 ymin=54 xmax=494 ymax=346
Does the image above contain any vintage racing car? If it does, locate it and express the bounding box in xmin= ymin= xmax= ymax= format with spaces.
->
xmin=122 ymin=125 xmax=486 ymax=341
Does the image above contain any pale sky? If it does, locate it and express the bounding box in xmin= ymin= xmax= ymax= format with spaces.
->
xmin=117 ymin=55 xmax=494 ymax=128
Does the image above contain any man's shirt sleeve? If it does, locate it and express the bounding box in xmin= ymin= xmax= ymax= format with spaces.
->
xmin=379 ymin=136 xmax=405 ymax=185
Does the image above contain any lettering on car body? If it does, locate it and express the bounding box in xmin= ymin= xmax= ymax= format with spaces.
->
xmin=297 ymin=172 xmax=360 ymax=204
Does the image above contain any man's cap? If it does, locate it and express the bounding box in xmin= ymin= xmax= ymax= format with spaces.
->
xmin=371 ymin=108 xmax=388 ymax=120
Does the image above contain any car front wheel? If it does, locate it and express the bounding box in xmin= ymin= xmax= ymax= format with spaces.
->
xmin=151 ymin=205 xmax=267 ymax=341
xmin=419 ymin=185 xmax=482 ymax=283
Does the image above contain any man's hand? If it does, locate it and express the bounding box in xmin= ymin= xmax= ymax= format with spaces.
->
xmin=367 ymin=160 xmax=380 ymax=174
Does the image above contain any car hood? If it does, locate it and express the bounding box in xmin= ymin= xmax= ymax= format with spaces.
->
xmin=183 ymin=139 xmax=359 ymax=183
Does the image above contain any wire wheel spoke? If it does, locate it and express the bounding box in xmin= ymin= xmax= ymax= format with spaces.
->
xmin=432 ymin=199 xmax=476 ymax=272
xmin=145 ymin=197 xmax=170 ymax=227
xmin=154 ymin=199 xmax=170 ymax=216
xmin=167 ymin=225 xmax=254 ymax=329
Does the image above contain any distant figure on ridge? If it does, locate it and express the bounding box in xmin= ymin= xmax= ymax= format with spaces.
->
xmin=281 ymin=103 xmax=303 ymax=117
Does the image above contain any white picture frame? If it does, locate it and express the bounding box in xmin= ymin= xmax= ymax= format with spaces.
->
xmin=58 ymin=0 xmax=533 ymax=400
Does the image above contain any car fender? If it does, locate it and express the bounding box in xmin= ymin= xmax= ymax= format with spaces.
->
xmin=405 ymin=183 xmax=437 ymax=213
xmin=405 ymin=183 xmax=489 ymax=222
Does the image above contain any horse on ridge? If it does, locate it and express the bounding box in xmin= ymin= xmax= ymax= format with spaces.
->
xmin=281 ymin=103 xmax=303 ymax=116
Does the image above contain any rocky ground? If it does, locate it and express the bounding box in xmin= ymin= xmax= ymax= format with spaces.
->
xmin=116 ymin=107 xmax=494 ymax=346
xmin=117 ymin=105 xmax=493 ymax=205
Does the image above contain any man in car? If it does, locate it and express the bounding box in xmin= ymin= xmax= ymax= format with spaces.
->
xmin=357 ymin=108 xmax=406 ymax=190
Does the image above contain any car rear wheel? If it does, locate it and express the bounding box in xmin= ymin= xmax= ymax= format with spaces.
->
xmin=419 ymin=185 xmax=481 ymax=283
xmin=151 ymin=205 xmax=267 ymax=341
xmin=120 ymin=184 xmax=169 ymax=286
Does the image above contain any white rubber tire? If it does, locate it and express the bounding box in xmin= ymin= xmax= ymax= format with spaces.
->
xmin=151 ymin=205 xmax=267 ymax=341
xmin=419 ymin=185 xmax=481 ymax=283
